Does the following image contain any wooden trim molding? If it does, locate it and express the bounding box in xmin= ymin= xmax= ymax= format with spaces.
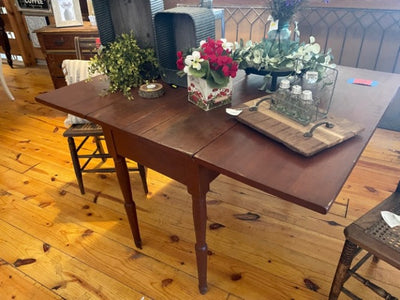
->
xmin=166 ymin=0 xmax=400 ymax=10
xmin=307 ymin=0 xmax=400 ymax=10
xmin=3 ymin=0 xmax=36 ymax=66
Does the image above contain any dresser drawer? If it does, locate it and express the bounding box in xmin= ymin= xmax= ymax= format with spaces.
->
xmin=41 ymin=34 xmax=76 ymax=51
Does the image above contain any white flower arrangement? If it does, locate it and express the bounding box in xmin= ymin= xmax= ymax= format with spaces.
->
xmin=233 ymin=36 xmax=335 ymax=74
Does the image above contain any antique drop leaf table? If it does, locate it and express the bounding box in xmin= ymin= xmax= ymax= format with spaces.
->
xmin=36 ymin=66 xmax=400 ymax=294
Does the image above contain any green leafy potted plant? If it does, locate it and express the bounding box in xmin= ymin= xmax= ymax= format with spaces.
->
xmin=89 ymin=31 xmax=159 ymax=100
xmin=234 ymin=36 xmax=334 ymax=72
xmin=233 ymin=36 xmax=335 ymax=91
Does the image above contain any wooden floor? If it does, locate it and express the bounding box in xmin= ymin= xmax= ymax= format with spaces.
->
xmin=0 ymin=64 xmax=399 ymax=299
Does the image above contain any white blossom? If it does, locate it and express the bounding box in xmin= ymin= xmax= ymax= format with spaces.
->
xmin=221 ymin=38 xmax=233 ymax=51
xmin=185 ymin=51 xmax=204 ymax=71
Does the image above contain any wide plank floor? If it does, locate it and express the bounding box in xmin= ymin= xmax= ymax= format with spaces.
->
xmin=0 ymin=64 xmax=399 ymax=299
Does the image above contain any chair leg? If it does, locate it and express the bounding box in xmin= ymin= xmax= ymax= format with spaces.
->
xmin=94 ymin=136 xmax=107 ymax=162
xmin=138 ymin=163 xmax=148 ymax=194
xmin=329 ymin=239 xmax=359 ymax=300
xmin=67 ymin=136 xmax=85 ymax=194
xmin=372 ymin=255 xmax=380 ymax=263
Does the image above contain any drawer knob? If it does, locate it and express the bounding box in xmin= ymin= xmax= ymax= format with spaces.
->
xmin=54 ymin=38 xmax=65 ymax=46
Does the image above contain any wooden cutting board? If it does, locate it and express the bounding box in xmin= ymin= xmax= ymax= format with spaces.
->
xmin=234 ymin=97 xmax=364 ymax=157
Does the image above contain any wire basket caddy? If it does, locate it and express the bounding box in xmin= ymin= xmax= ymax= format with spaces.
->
xmin=270 ymin=64 xmax=338 ymax=126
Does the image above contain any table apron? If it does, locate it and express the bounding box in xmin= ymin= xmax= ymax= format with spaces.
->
xmin=108 ymin=128 xmax=199 ymax=187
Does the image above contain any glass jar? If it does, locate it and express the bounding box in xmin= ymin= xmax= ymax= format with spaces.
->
xmin=200 ymin=0 xmax=213 ymax=8
xmin=272 ymin=79 xmax=291 ymax=111
xmin=302 ymin=71 xmax=319 ymax=95
xmin=290 ymin=85 xmax=302 ymax=103
xmin=299 ymin=90 xmax=316 ymax=124
xmin=289 ymin=85 xmax=302 ymax=119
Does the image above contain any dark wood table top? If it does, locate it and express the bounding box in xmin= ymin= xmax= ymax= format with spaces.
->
xmin=36 ymin=66 xmax=400 ymax=213
xmin=196 ymin=66 xmax=400 ymax=213
xmin=37 ymin=72 xmax=265 ymax=184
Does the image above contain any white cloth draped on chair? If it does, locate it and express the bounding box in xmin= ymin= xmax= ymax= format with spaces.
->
xmin=62 ymin=59 xmax=99 ymax=126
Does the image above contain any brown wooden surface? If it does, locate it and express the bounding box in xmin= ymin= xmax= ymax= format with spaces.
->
xmin=34 ymin=22 xmax=99 ymax=35
xmin=235 ymin=97 xmax=364 ymax=156
xmin=196 ymin=66 xmax=400 ymax=213
xmin=2 ymin=65 xmax=400 ymax=299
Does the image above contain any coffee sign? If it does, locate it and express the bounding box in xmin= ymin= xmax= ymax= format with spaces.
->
xmin=16 ymin=0 xmax=52 ymax=14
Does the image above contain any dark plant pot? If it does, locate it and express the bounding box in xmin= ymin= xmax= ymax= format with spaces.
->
xmin=245 ymin=67 xmax=294 ymax=91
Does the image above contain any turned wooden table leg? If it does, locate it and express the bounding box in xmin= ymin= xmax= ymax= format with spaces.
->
xmin=192 ymin=190 xmax=208 ymax=294
xmin=114 ymin=154 xmax=142 ymax=249
xmin=187 ymin=163 xmax=218 ymax=294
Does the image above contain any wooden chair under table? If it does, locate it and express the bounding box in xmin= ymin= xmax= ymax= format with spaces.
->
xmin=63 ymin=122 xmax=148 ymax=195
xmin=329 ymin=182 xmax=400 ymax=299
xmin=62 ymin=37 xmax=148 ymax=195
xmin=74 ymin=36 xmax=99 ymax=60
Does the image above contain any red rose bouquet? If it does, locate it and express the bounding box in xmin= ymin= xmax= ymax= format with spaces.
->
xmin=176 ymin=38 xmax=239 ymax=88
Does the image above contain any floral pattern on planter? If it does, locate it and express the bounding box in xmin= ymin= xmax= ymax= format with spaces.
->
xmin=187 ymin=75 xmax=232 ymax=111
